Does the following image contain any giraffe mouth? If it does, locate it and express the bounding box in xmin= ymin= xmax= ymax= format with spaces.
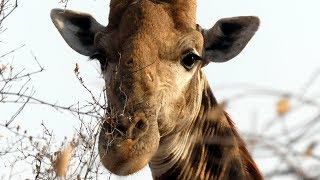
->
xmin=98 ymin=114 xmax=160 ymax=175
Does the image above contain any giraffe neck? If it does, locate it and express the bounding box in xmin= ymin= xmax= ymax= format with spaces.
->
xmin=150 ymin=82 xmax=263 ymax=180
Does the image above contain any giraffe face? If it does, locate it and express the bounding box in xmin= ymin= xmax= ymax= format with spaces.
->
xmin=51 ymin=0 xmax=259 ymax=175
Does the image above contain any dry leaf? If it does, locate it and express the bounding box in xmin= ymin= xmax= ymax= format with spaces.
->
xmin=276 ymin=98 xmax=290 ymax=116
xmin=53 ymin=143 xmax=75 ymax=177
xmin=16 ymin=125 xmax=20 ymax=132
xmin=207 ymin=102 xmax=227 ymax=122
xmin=1 ymin=64 xmax=6 ymax=73
xmin=74 ymin=63 xmax=79 ymax=75
xmin=304 ymin=142 xmax=317 ymax=157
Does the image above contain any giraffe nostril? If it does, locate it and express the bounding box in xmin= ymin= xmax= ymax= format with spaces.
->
xmin=108 ymin=115 xmax=149 ymax=139
xmin=131 ymin=118 xmax=148 ymax=139
xmin=135 ymin=119 xmax=145 ymax=130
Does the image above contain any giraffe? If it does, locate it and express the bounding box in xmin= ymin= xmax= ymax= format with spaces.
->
xmin=51 ymin=0 xmax=263 ymax=179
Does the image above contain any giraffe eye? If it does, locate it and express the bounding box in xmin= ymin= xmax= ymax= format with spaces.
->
xmin=181 ymin=52 xmax=202 ymax=70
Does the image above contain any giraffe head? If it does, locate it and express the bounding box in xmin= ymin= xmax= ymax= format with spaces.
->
xmin=51 ymin=0 xmax=259 ymax=175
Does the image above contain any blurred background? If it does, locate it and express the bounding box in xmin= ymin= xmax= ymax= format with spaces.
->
xmin=1 ymin=0 xmax=320 ymax=179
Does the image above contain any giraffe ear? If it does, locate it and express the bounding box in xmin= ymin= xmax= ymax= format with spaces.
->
xmin=201 ymin=16 xmax=260 ymax=63
xmin=50 ymin=8 xmax=104 ymax=56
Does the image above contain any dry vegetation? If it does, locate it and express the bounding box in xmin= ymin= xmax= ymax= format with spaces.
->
xmin=1 ymin=0 xmax=320 ymax=179
xmin=219 ymin=70 xmax=320 ymax=179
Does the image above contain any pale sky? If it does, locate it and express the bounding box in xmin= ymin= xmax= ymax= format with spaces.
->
xmin=1 ymin=0 xmax=320 ymax=179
